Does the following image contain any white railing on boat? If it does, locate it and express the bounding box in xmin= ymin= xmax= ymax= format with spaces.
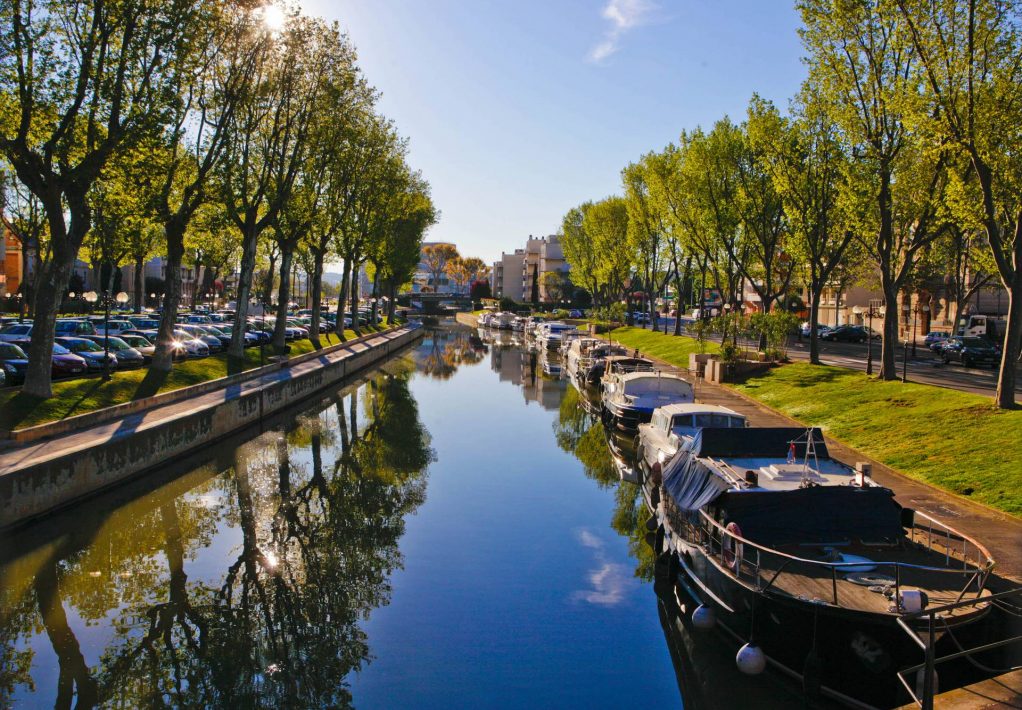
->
xmin=663 ymin=506 xmax=996 ymax=613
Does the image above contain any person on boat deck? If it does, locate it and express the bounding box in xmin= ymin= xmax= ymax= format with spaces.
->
xmin=633 ymin=348 xmax=641 ymax=358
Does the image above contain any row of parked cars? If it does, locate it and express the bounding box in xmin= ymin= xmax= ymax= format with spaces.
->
xmin=797 ymin=323 xmax=1003 ymax=369
xmin=0 ymin=309 xmax=352 ymax=387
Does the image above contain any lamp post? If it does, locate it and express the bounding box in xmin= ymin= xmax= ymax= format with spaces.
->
xmin=855 ymin=299 xmax=883 ymax=376
xmin=84 ymin=290 xmax=128 ymax=380
xmin=902 ymin=303 xmax=911 ymax=383
xmin=911 ymin=303 xmax=929 ymax=358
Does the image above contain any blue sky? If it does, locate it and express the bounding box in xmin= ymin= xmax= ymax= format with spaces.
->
xmin=301 ymin=1 xmax=807 ymax=264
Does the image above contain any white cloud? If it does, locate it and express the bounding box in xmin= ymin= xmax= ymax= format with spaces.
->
xmin=573 ymin=562 xmax=631 ymax=605
xmin=577 ymin=528 xmax=604 ymax=549
xmin=587 ymin=0 xmax=657 ymax=63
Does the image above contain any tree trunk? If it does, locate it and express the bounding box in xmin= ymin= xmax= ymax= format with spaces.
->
xmin=879 ymin=279 xmax=901 ymax=381
xmin=334 ymin=256 xmax=351 ymax=341
xmin=230 ymin=222 xmax=260 ymax=361
xmin=134 ymin=255 xmax=144 ymax=313
xmin=310 ymin=249 xmax=325 ymax=350
xmin=21 ymin=258 xmax=73 ymax=397
xmin=995 ymin=274 xmax=1020 ymax=409
xmin=809 ymin=283 xmax=822 ymax=365
xmin=272 ymin=248 xmax=294 ymax=356
xmin=371 ymin=268 xmax=381 ymax=326
xmin=153 ymin=221 xmax=186 ymax=372
xmin=350 ymin=258 xmax=362 ymax=337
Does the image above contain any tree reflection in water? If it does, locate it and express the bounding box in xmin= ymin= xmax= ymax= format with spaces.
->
xmin=553 ymin=384 xmax=656 ymax=581
xmin=415 ymin=327 xmax=485 ymax=379
xmin=0 ymin=366 xmax=433 ymax=709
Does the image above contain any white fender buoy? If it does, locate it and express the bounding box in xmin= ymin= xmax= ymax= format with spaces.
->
xmin=692 ymin=604 xmax=716 ymax=630
xmin=736 ymin=643 xmax=766 ymax=675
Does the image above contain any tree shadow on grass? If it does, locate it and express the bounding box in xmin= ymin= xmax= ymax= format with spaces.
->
xmin=133 ymin=368 xmax=170 ymax=400
xmin=0 ymin=392 xmax=48 ymax=431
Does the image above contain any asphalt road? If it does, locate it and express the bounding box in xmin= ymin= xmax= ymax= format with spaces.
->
xmin=639 ymin=318 xmax=1021 ymax=400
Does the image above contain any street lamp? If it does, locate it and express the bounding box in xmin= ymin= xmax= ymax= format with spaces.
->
xmin=911 ymin=303 xmax=929 ymax=358
xmin=902 ymin=302 xmax=911 ymax=383
xmin=855 ymin=300 xmax=882 ymax=376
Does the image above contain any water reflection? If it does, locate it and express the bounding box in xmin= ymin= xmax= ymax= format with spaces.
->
xmin=0 ymin=365 xmax=433 ymax=708
xmin=3 ymin=326 xmax=813 ymax=708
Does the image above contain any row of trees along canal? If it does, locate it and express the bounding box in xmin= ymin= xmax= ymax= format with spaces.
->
xmin=560 ymin=0 xmax=1022 ymax=410
xmin=0 ymin=1 xmax=441 ymax=398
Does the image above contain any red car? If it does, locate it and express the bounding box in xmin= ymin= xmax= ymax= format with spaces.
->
xmin=12 ymin=338 xmax=89 ymax=379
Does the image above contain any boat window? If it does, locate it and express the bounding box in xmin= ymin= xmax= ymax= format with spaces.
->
xmin=694 ymin=413 xmax=731 ymax=428
xmin=670 ymin=415 xmax=693 ymax=430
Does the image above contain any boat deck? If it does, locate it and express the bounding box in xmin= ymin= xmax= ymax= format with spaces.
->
xmin=744 ymin=539 xmax=990 ymax=623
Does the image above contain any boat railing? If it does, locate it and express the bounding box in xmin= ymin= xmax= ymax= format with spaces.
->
xmin=894 ymin=586 xmax=1022 ymax=710
xmin=682 ymin=508 xmax=994 ymax=613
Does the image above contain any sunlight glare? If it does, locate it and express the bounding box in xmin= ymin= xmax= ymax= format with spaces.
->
xmin=260 ymin=4 xmax=285 ymax=32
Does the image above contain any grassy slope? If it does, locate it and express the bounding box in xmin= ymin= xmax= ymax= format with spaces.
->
xmin=0 ymin=326 xmax=391 ymax=430
xmin=607 ymin=326 xmax=720 ymax=361
xmin=609 ymin=327 xmax=1022 ymax=517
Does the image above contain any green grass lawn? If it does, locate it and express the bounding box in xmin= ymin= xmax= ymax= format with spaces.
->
xmin=607 ymin=326 xmax=1022 ymax=517
xmin=608 ymin=326 xmax=720 ymax=361
xmin=733 ymin=364 xmax=1022 ymax=516
xmin=0 ymin=326 xmax=393 ymax=431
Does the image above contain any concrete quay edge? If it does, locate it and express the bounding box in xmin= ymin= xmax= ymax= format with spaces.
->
xmin=4 ymin=328 xmax=399 ymax=444
xmin=0 ymin=324 xmax=424 ymax=530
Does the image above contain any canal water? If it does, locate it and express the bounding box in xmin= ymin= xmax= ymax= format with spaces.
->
xmin=0 ymin=326 xmax=808 ymax=709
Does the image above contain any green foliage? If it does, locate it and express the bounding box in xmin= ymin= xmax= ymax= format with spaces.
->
xmin=749 ymin=310 xmax=800 ymax=359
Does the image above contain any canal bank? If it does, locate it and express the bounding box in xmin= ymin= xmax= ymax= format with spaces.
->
xmin=0 ymin=324 xmax=423 ymax=529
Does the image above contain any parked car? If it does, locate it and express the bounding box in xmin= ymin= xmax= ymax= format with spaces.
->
xmin=819 ymin=325 xmax=869 ymax=343
xmin=178 ymin=325 xmax=224 ymax=352
xmin=0 ymin=322 xmax=33 ymax=342
xmin=0 ymin=342 xmax=30 ymax=384
xmin=216 ymin=324 xmax=261 ymax=348
xmin=118 ymin=334 xmax=157 ymax=363
xmin=940 ymin=336 xmax=1000 ymax=369
xmin=800 ymin=322 xmax=832 ymax=338
xmin=924 ymin=331 xmax=950 ymax=352
xmin=171 ymin=330 xmax=211 ymax=358
xmin=127 ymin=316 xmax=161 ymax=329
xmin=55 ymin=336 xmax=119 ymax=372
xmin=81 ymin=335 xmax=145 ymax=368
xmin=185 ymin=314 xmax=213 ymax=325
xmin=14 ymin=338 xmax=89 ymax=378
xmin=568 ymin=309 xmax=583 ymax=318
xmin=54 ymin=319 xmax=97 ymax=337
xmin=88 ymin=318 xmax=135 ymax=337
xmin=121 ymin=330 xmax=190 ymax=360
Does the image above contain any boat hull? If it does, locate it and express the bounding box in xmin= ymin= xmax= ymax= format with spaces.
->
xmin=653 ymin=506 xmax=994 ymax=708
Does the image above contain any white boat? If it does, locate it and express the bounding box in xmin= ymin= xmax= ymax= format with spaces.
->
xmin=565 ymin=340 xmax=631 ymax=383
xmin=600 ymin=371 xmax=694 ymax=432
xmin=636 ymin=403 xmax=747 ymax=472
xmin=536 ymin=321 xmax=577 ymax=350
xmin=644 ymin=426 xmax=995 ymax=707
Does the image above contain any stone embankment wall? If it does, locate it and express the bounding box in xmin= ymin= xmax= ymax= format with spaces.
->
xmin=0 ymin=325 xmax=423 ymax=529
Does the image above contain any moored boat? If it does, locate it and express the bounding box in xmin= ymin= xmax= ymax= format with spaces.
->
xmin=643 ymin=426 xmax=995 ymax=707
xmin=601 ymin=370 xmax=694 ymax=432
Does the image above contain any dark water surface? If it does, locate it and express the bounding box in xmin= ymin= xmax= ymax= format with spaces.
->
xmin=0 ymin=326 xmax=804 ymax=709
